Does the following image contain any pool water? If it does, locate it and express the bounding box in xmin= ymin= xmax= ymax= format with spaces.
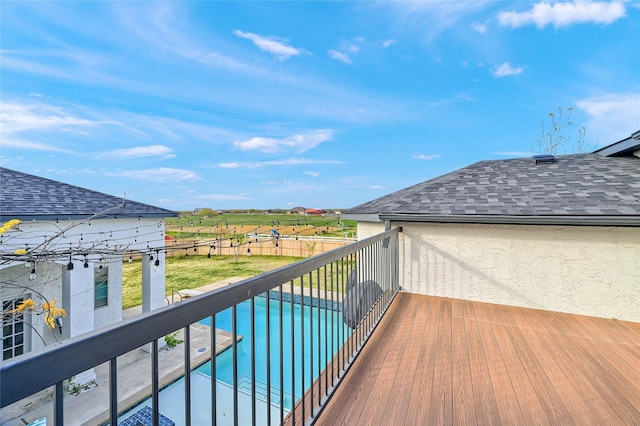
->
xmin=200 ymin=296 xmax=347 ymax=408
xmin=118 ymin=296 xmax=347 ymax=426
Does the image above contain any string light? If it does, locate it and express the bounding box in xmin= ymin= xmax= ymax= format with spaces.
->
xmin=29 ymin=267 xmax=36 ymax=281
xmin=83 ymin=255 xmax=89 ymax=268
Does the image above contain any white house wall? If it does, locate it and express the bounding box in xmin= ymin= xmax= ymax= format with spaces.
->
xmin=357 ymin=222 xmax=640 ymax=322
xmin=1 ymin=218 xmax=167 ymax=342
xmin=0 ymin=262 xmax=64 ymax=352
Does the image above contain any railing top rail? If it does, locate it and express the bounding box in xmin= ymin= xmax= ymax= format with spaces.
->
xmin=1 ymin=228 xmax=399 ymax=408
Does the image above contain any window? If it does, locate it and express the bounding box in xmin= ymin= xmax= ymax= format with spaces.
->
xmin=2 ymin=297 xmax=26 ymax=360
xmin=94 ymin=266 xmax=109 ymax=308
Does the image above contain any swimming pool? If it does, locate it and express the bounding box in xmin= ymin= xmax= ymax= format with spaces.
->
xmin=119 ymin=295 xmax=347 ymax=425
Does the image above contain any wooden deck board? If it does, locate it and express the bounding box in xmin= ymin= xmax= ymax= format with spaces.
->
xmin=314 ymin=293 xmax=640 ymax=426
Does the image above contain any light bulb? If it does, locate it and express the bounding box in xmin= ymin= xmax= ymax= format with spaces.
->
xmin=29 ymin=268 xmax=36 ymax=281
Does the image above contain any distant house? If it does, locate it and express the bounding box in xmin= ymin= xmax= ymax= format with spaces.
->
xmin=0 ymin=168 xmax=177 ymax=382
xmin=345 ymin=131 xmax=640 ymax=322
xmin=289 ymin=207 xmax=306 ymax=215
xmin=305 ymin=208 xmax=325 ymax=216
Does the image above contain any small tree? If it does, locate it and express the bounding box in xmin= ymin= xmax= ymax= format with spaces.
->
xmin=534 ymin=107 xmax=592 ymax=155
xmin=199 ymin=208 xmax=217 ymax=217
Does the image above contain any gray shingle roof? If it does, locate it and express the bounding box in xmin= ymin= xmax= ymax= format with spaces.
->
xmin=346 ymin=154 xmax=640 ymax=225
xmin=0 ymin=168 xmax=178 ymax=220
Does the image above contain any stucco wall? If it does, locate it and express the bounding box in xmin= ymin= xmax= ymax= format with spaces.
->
xmin=1 ymin=218 xmax=167 ymax=352
xmin=0 ymin=262 xmax=64 ymax=352
xmin=357 ymin=221 xmax=640 ymax=322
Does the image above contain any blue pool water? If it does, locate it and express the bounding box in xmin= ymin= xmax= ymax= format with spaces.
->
xmin=118 ymin=295 xmax=347 ymax=425
xmin=199 ymin=296 xmax=348 ymax=409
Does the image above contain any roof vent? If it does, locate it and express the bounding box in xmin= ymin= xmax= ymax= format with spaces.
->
xmin=532 ymin=154 xmax=555 ymax=164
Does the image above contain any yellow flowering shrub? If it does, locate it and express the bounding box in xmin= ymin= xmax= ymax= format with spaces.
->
xmin=11 ymin=298 xmax=66 ymax=329
xmin=0 ymin=219 xmax=21 ymax=234
xmin=1 ymin=219 xmax=21 ymax=238
xmin=14 ymin=299 xmax=36 ymax=312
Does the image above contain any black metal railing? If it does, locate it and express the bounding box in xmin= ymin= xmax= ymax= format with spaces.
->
xmin=1 ymin=228 xmax=400 ymax=426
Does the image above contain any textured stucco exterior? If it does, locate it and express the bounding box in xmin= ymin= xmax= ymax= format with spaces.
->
xmin=0 ymin=218 xmax=168 ymax=359
xmin=357 ymin=221 xmax=640 ymax=322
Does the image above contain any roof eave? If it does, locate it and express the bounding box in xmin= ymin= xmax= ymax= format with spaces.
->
xmin=377 ymin=213 xmax=640 ymax=227
xmin=342 ymin=213 xmax=381 ymax=222
xmin=0 ymin=212 xmax=179 ymax=222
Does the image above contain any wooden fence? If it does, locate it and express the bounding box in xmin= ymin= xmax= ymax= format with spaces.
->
xmin=163 ymin=235 xmax=356 ymax=259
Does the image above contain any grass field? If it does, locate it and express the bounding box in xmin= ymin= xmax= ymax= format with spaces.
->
xmin=166 ymin=213 xmax=356 ymax=240
xmin=122 ymin=253 xmax=358 ymax=309
xmin=122 ymin=255 xmax=301 ymax=309
xmin=122 ymin=213 xmax=359 ymax=309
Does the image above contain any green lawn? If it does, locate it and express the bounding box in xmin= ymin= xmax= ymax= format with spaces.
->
xmin=166 ymin=213 xmax=356 ymax=239
xmin=121 ymin=255 xmax=301 ymax=309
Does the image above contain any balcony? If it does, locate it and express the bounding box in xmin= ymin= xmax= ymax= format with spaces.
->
xmin=2 ymin=227 xmax=640 ymax=425
xmin=313 ymin=292 xmax=640 ymax=425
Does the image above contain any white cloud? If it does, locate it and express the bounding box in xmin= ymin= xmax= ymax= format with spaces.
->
xmin=328 ymin=50 xmax=352 ymax=65
xmin=412 ymin=153 xmax=441 ymax=160
xmin=471 ymin=23 xmax=487 ymax=33
xmin=381 ymin=39 xmax=396 ymax=49
xmin=491 ymin=62 xmax=524 ymax=77
xmin=0 ymin=138 xmax=73 ymax=153
xmin=367 ymin=185 xmax=385 ymax=190
xmin=380 ymin=2 xmax=494 ymax=43
xmin=108 ymin=167 xmax=200 ymax=181
xmin=99 ymin=145 xmax=175 ymax=159
xmin=304 ymin=171 xmax=320 ymax=177
xmin=498 ymin=1 xmax=626 ymax=29
xmin=233 ymin=30 xmax=307 ymax=60
xmin=234 ymin=129 xmax=334 ymax=153
xmin=216 ymin=157 xmax=343 ymax=169
xmin=576 ymin=92 xmax=640 ymax=144
xmin=218 ymin=162 xmax=241 ymax=169
xmin=344 ymin=43 xmax=362 ymax=54
xmin=0 ymin=102 xmax=96 ymax=134
xmin=260 ymin=179 xmax=293 ymax=185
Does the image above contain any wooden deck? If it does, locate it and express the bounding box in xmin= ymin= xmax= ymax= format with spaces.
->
xmin=314 ymin=292 xmax=640 ymax=425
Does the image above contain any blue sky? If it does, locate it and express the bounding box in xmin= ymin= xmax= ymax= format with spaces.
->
xmin=1 ymin=1 xmax=639 ymax=211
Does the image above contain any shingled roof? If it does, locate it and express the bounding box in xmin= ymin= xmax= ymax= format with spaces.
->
xmin=346 ymin=153 xmax=640 ymax=226
xmin=0 ymin=168 xmax=178 ymax=221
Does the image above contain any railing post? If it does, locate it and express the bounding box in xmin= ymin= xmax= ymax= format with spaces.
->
xmin=184 ymin=325 xmax=191 ymax=426
xmin=109 ymin=358 xmax=118 ymax=425
xmin=55 ymin=381 xmax=64 ymax=425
